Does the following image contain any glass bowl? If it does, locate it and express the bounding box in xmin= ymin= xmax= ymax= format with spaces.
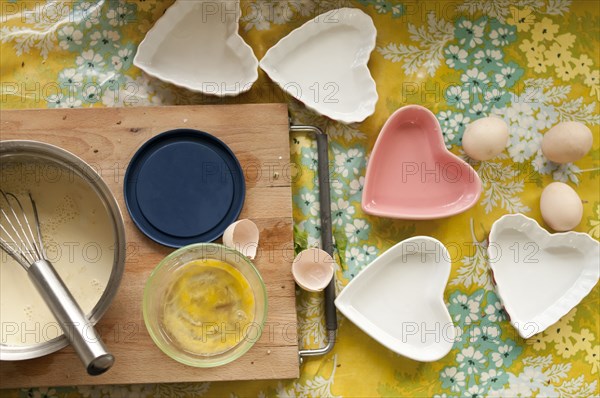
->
xmin=143 ymin=243 xmax=267 ymax=367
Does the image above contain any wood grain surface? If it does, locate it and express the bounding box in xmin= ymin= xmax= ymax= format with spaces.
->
xmin=0 ymin=104 xmax=300 ymax=388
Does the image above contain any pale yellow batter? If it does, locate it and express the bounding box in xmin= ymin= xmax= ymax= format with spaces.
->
xmin=0 ymin=160 xmax=114 ymax=346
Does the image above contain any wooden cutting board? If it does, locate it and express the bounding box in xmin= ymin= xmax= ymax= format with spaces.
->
xmin=0 ymin=104 xmax=299 ymax=388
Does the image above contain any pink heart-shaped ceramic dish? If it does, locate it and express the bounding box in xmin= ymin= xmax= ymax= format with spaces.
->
xmin=362 ymin=105 xmax=482 ymax=219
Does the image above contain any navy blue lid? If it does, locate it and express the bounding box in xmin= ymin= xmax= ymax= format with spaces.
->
xmin=124 ymin=129 xmax=245 ymax=248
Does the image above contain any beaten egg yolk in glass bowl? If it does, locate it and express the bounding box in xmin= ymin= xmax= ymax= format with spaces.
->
xmin=143 ymin=243 xmax=267 ymax=367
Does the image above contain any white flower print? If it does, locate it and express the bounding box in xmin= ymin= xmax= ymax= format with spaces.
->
xmin=241 ymin=0 xmax=325 ymax=31
xmin=552 ymin=162 xmax=581 ymax=184
xmin=349 ymin=176 xmax=364 ymax=197
xmin=469 ymin=325 xmax=500 ymax=344
xmin=441 ymin=367 xmax=466 ymax=392
xmin=61 ymin=96 xmax=82 ymax=109
xmin=535 ymin=108 xmax=558 ymax=130
xmin=508 ymin=140 xmax=529 ymax=163
xmin=49 ymin=93 xmax=82 ymax=109
xmin=331 ymin=198 xmax=355 ymax=227
xmin=107 ymin=3 xmax=134 ymax=27
xmin=487 ymin=389 xmax=505 ymax=398
xmin=507 ymin=124 xmax=526 ymax=142
xmin=439 ymin=111 xmax=456 ymax=146
xmin=480 ymin=369 xmax=503 ymax=385
xmin=490 ymin=26 xmax=513 ymax=46
xmin=456 ymin=346 xmax=485 ymax=375
xmin=495 ymin=65 xmax=519 ymax=88
xmin=374 ymin=0 xmax=402 ymax=15
xmin=345 ymin=219 xmax=370 ymax=244
xmin=57 ymin=26 xmax=83 ymax=50
xmin=509 ymin=131 xmax=541 ymax=165
xmin=473 ymin=49 xmax=502 ymax=68
xmin=301 ymin=148 xmax=318 ymax=169
xmin=81 ymin=84 xmax=101 ymax=105
xmin=361 ymin=245 xmax=378 ymax=264
xmin=241 ymin=2 xmax=273 ymax=31
xmin=492 ymin=344 xmax=516 ymax=367
xmin=451 ymin=293 xmax=480 ymax=323
xmin=469 ymin=102 xmax=485 ymax=118
xmin=483 ymin=87 xmax=506 ymax=106
xmin=345 ymin=247 xmax=365 ymax=266
xmin=536 ymin=384 xmax=559 ymax=398
xmin=484 ymin=301 xmax=505 ymax=322
xmin=334 ymin=148 xmax=362 ymax=178
xmin=446 ymin=85 xmax=471 ymax=109
xmin=532 ymin=150 xmax=553 ymax=174
xmin=449 ymin=113 xmax=470 ymax=130
xmin=505 ymin=373 xmax=534 ymax=397
xmin=458 ymin=19 xmax=485 ymax=48
xmin=506 ymin=101 xmax=535 ymax=125
xmin=58 ymin=68 xmax=83 ymax=86
xmin=76 ymin=50 xmax=105 ymax=74
xmin=462 ymin=68 xmax=489 ymax=93
xmin=439 ymin=110 xmax=452 ymax=125
xmin=90 ymin=30 xmax=120 ymax=48
xmin=111 ymin=47 xmax=133 ymax=70
xmin=445 ymin=45 xmax=468 ymax=68
xmin=300 ymin=191 xmax=320 ymax=217
xmin=73 ymin=1 xmax=102 ymax=29
xmin=47 ymin=93 xmax=64 ymax=107
xmin=442 ymin=127 xmax=456 ymax=141
xmin=465 ymin=384 xmax=485 ymax=398
xmin=527 ymin=133 xmax=542 ymax=153
xmin=492 ymin=355 xmax=597 ymax=398
xmin=330 ymin=178 xmax=344 ymax=197
xmin=100 ymin=76 xmax=162 ymax=107
xmin=517 ymin=366 xmax=546 ymax=390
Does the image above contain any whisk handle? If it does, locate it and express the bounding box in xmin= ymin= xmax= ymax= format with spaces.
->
xmin=28 ymin=259 xmax=115 ymax=376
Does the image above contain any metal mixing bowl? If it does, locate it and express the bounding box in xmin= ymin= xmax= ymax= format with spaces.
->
xmin=0 ymin=140 xmax=126 ymax=360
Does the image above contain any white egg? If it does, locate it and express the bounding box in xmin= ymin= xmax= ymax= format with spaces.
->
xmin=462 ymin=116 xmax=509 ymax=161
xmin=541 ymin=121 xmax=593 ymax=164
xmin=540 ymin=182 xmax=583 ymax=232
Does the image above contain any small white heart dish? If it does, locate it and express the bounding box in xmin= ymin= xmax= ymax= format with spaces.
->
xmin=488 ymin=214 xmax=600 ymax=339
xmin=335 ymin=236 xmax=455 ymax=362
xmin=134 ymin=0 xmax=259 ymax=96
xmin=260 ymin=8 xmax=378 ymax=123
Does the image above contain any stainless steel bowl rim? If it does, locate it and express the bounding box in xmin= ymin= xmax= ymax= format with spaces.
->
xmin=0 ymin=140 xmax=126 ymax=361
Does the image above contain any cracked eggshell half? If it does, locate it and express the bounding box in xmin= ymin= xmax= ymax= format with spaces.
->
xmin=222 ymin=219 xmax=259 ymax=259
xmin=292 ymin=248 xmax=336 ymax=292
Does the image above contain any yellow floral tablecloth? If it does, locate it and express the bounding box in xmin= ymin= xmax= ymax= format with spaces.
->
xmin=1 ymin=0 xmax=599 ymax=397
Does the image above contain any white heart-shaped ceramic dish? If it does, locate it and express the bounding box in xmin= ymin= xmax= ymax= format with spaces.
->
xmin=335 ymin=236 xmax=455 ymax=362
xmin=134 ymin=0 xmax=258 ymax=96
xmin=260 ymin=8 xmax=378 ymax=123
xmin=488 ymin=214 xmax=600 ymax=339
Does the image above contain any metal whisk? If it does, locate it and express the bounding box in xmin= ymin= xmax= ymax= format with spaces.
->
xmin=0 ymin=190 xmax=114 ymax=375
